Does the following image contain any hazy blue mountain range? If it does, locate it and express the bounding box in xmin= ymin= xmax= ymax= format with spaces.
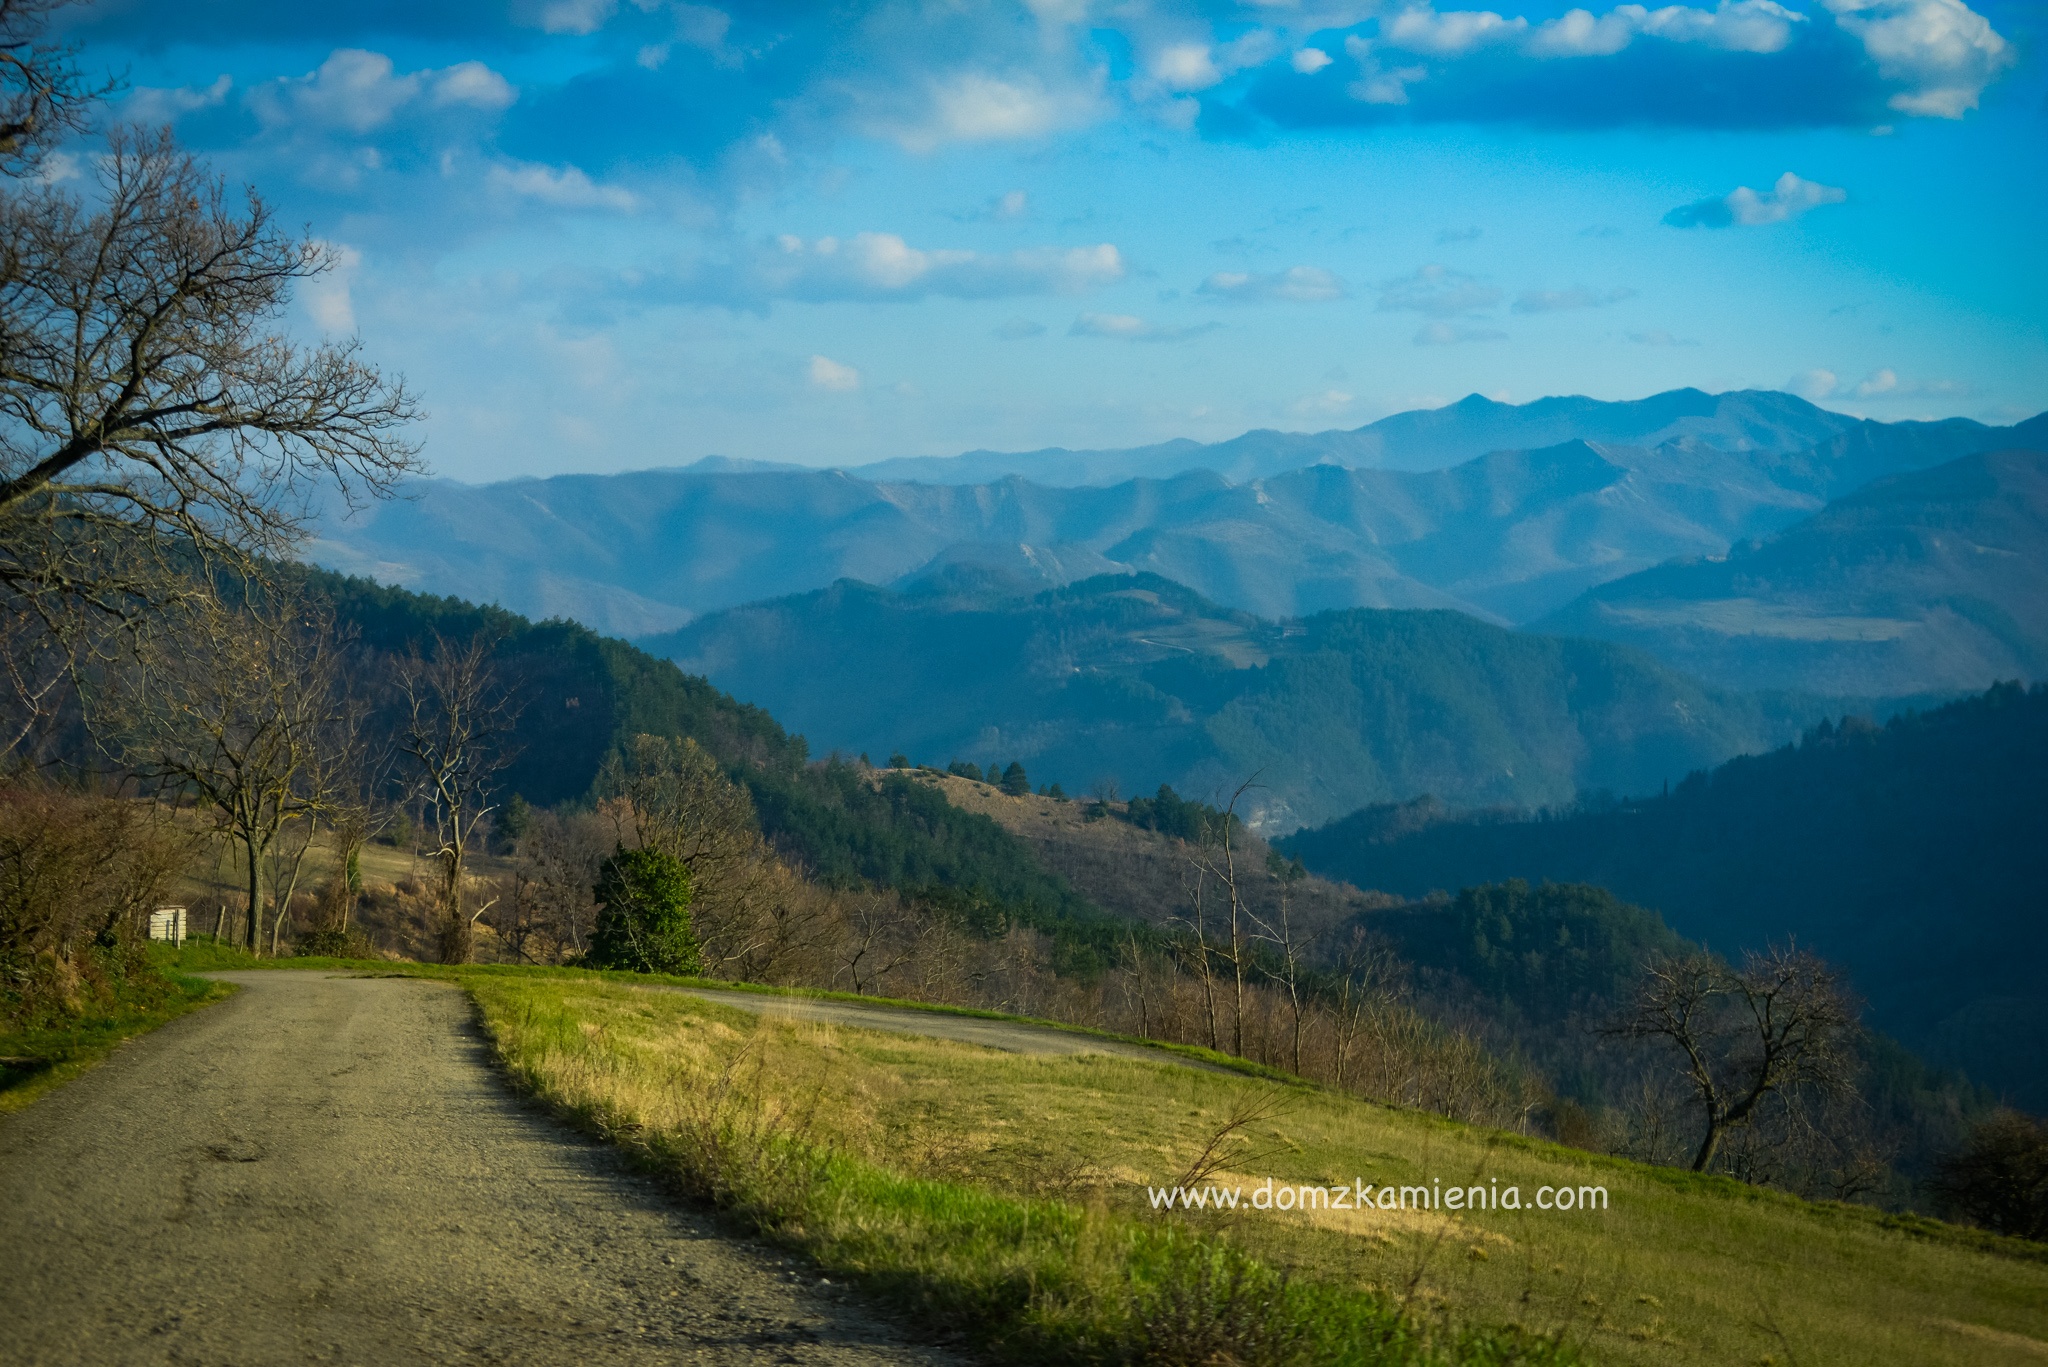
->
xmin=1282 ymin=683 xmax=2048 ymax=1106
xmin=639 ymin=572 xmax=1832 ymax=832
xmin=842 ymin=388 xmax=2003 ymax=485
xmin=1538 ymin=446 xmax=2048 ymax=696
xmin=310 ymin=392 xmax=2038 ymax=643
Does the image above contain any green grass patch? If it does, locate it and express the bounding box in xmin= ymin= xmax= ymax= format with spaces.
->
xmin=0 ymin=947 xmax=236 ymax=1113
xmin=460 ymin=973 xmax=2048 ymax=1367
xmin=469 ymin=973 xmax=1572 ymax=1366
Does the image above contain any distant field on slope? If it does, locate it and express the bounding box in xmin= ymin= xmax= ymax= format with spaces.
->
xmin=475 ymin=974 xmax=2048 ymax=1367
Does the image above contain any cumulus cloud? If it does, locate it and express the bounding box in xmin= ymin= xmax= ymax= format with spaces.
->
xmin=1823 ymin=0 xmax=2014 ymax=116
xmin=1198 ymin=265 xmax=1348 ymax=303
xmin=1789 ymin=368 xmax=1840 ymax=399
xmin=299 ymin=241 xmax=363 ymax=333
xmin=767 ymin=233 xmax=1123 ymax=301
xmin=1378 ymin=264 xmax=1503 ymax=316
xmin=1230 ymin=0 xmax=2012 ymax=131
xmin=249 ymin=49 xmax=517 ymax=133
xmin=808 ymin=355 xmax=861 ymax=391
xmin=1664 ymin=172 xmax=1846 ymax=227
xmin=1069 ymin=312 xmax=1220 ymax=342
xmin=660 ymin=233 xmax=1126 ymax=309
xmin=1292 ymin=48 xmax=1335 ymax=73
xmin=1512 ymin=285 xmax=1636 ymax=312
xmin=488 ymin=161 xmax=638 ymax=211
xmin=881 ymin=70 xmax=1103 ymax=151
xmin=1414 ymin=321 xmax=1509 ymax=344
xmin=123 ymin=74 xmax=233 ymax=125
xmin=430 ymin=61 xmax=518 ymax=111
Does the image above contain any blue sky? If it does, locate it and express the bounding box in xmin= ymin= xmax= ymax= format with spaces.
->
xmin=69 ymin=0 xmax=2048 ymax=482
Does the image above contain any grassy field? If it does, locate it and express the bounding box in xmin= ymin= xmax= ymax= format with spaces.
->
xmin=0 ymin=946 xmax=235 ymax=1113
xmin=466 ymin=973 xmax=2048 ymax=1367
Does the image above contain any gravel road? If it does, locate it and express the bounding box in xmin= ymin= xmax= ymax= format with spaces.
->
xmin=679 ymin=987 xmax=1239 ymax=1074
xmin=0 ymin=972 xmax=964 ymax=1367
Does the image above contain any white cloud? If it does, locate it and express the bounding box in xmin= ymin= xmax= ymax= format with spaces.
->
xmin=1343 ymin=36 xmax=1429 ymax=103
xmin=249 ymin=50 xmax=516 ymax=132
xmin=1823 ymin=0 xmax=2014 ymax=116
xmin=538 ymin=0 xmax=617 ymax=35
xmin=1383 ymin=7 xmax=1529 ymax=55
xmin=300 ymin=242 xmax=363 ymax=334
xmin=1528 ymin=0 xmax=1803 ymax=56
xmin=32 ymin=151 xmax=80 ymax=185
xmin=897 ymin=71 xmax=1100 ymax=150
xmin=488 ymin=162 xmax=638 ymax=211
xmin=1414 ymin=321 xmax=1509 ymax=344
xmin=1069 ymin=312 xmax=1219 ymax=342
xmin=1292 ymin=48 xmax=1334 ymax=73
xmin=1353 ymin=0 xmax=2008 ymax=119
xmin=808 ymin=355 xmax=861 ymax=391
xmin=123 ymin=74 xmax=233 ymax=125
xmin=746 ymin=233 xmax=1125 ymax=302
xmin=1789 ymin=368 xmax=1839 ymax=399
xmin=1378 ymin=264 xmax=1503 ymax=316
xmin=1512 ymin=285 xmax=1636 ymax=312
xmin=1199 ymin=265 xmax=1348 ymax=303
xmin=994 ymin=317 xmax=1047 ymax=339
xmin=1665 ymin=172 xmax=1846 ymax=227
xmin=1152 ymin=43 xmax=1224 ymax=91
xmin=430 ymin=61 xmax=518 ymax=111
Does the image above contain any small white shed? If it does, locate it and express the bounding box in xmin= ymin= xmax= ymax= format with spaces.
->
xmin=147 ymin=906 xmax=188 ymax=946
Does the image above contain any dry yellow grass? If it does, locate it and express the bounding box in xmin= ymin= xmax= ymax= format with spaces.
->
xmin=472 ymin=975 xmax=2048 ymax=1367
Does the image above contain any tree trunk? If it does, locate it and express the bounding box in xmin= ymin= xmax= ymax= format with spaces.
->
xmin=243 ymin=837 xmax=262 ymax=956
xmin=1692 ymin=1119 xmax=1724 ymax=1172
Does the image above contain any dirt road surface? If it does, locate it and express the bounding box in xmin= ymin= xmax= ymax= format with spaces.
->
xmin=0 ymin=972 xmax=964 ymax=1367
xmin=679 ymin=987 xmax=1239 ymax=1074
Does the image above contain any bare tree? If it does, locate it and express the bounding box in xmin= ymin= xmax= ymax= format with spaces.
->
xmin=0 ymin=126 xmax=420 ymax=715
xmin=396 ymin=631 xmax=520 ymax=964
xmin=1611 ymin=945 xmax=1860 ymax=1173
xmin=1169 ymin=857 xmax=1220 ymax=1051
xmin=1325 ymin=927 xmax=1400 ymax=1092
xmin=1184 ymin=777 xmax=1257 ymax=1058
xmin=118 ymin=588 xmax=349 ymax=953
xmin=1249 ymin=850 xmax=1317 ymax=1075
xmin=0 ymin=1 xmax=108 ymax=176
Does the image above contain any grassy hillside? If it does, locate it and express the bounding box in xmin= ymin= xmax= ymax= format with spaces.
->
xmin=472 ymin=971 xmax=2048 ymax=1366
xmin=1283 ymin=682 xmax=2048 ymax=1108
xmin=646 ymin=572 xmax=1832 ymax=830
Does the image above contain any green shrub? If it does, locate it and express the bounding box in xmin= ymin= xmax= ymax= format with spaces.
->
xmin=587 ymin=847 xmax=699 ymax=974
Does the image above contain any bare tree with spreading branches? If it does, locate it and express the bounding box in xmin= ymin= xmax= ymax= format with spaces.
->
xmin=0 ymin=128 xmax=421 ymax=606
xmin=1610 ymin=944 xmax=1860 ymax=1173
xmin=0 ymin=0 xmax=108 ymax=176
xmin=0 ymin=125 xmax=420 ymax=759
xmin=397 ymin=632 xmax=520 ymax=964
xmin=117 ymin=587 xmax=352 ymax=953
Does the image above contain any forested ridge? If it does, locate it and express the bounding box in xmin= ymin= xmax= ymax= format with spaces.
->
xmin=1286 ymin=681 xmax=2048 ymax=1106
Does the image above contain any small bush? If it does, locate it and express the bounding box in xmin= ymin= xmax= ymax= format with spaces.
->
xmin=1930 ymin=1110 xmax=2048 ymax=1241
xmin=294 ymin=928 xmax=374 ymax=960
xmin=586 ymin=846 xmax=700 ymax=975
